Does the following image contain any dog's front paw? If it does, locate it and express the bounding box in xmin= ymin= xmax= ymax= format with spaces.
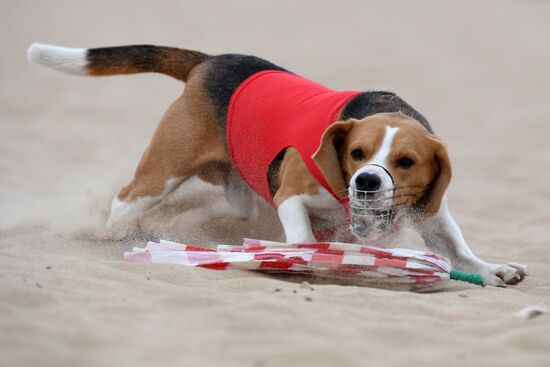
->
xmin=482 ymin=263 xmax=527 ymax=287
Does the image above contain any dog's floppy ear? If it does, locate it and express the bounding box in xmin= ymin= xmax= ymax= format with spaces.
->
xmin=312 ymin=120 xmax=355 ymax=199
xmin=417 ymin=136 xmax=452 ymax=217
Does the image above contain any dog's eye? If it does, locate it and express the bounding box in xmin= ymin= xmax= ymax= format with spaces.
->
xmin=351 ymin=149 xmax=365 ymax=161
xmin=396 ymin=157 xmax=414 ymax=169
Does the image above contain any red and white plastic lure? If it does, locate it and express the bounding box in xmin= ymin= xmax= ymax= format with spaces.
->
xmin=124 ymin=238 xmax=483 ymax=291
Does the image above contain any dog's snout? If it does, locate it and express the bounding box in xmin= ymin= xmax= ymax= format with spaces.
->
xmin=355 ymin=172 xmax=382 ymax=192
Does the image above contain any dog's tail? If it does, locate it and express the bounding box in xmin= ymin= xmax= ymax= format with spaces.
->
xmin=27 ymin=43 xmax=209 ymax=82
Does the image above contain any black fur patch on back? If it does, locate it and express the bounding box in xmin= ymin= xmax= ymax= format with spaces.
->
xmin=204 ymin=54 xmax=287 ymax=128
xmin=341 ymin=91 xmax=433 ymax=133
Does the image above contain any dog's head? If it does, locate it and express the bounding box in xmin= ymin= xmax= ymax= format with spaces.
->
xmin=313 ymin=112 xmax=451 ymax=240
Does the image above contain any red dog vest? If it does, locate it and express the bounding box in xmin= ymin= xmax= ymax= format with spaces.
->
xmin=227 ymin=70 xmax=360 ymax=206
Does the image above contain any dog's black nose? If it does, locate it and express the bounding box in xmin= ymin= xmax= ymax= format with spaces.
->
xmin=355 ymin=172 xmax=382 ymax=192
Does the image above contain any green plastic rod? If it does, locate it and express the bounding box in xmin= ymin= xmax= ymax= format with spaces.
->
xmin=450 ymin=269 xmax=484 ymax=286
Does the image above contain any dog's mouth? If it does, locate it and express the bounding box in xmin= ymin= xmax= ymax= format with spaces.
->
xmin=350 ymin=209 xmax=397 ymax=241
xmin=348 ymin=187 xmax=397 ymax=241
xmin=342 ymin=183 xmax=430 ymax=242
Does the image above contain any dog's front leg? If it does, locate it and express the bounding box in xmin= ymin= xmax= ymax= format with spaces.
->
xmin=277 ymin=196 xmax=316 ymax=243
xmin=416 ymin=195 xmax=527 ymax=286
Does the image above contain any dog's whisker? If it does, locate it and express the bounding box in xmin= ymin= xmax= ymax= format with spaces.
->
xmin=347 ymin=189 xmax=428 ymax=204
xmin=348 ymin=191 xmax=430 ymax=215
xmin=349 ymin=204 xmax=409 ymax=212
xmin=349 ymin=190 xmax=427 ymax=201
xmin=349 ymin=202 xmax=414 ymax=212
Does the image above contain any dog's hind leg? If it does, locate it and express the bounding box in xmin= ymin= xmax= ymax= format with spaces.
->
xmin=105 ymin=64 xmax=229 ymax=237
xmin=195 ymin=164 xmax=255 ymax=220
xmin=224 ymin=168 xmax=255 ymax=220
xmin=106 ymin=176 xmax=186 ymax=237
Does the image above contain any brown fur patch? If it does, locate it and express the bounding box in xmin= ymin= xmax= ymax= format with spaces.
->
xmin=118 ymin=63 xmax=229 ymax=201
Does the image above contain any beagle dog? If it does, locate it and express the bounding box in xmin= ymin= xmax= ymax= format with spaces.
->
xmin=27 ymin=43 xmax=527 ymax=286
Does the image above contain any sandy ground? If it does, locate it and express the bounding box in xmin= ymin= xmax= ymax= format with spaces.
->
xmin=1 ymin=0 xmax=550 ymax=366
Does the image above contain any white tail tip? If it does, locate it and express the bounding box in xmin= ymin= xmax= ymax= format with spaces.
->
xmin=27 ymin=43 xmax=88 ymax=75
